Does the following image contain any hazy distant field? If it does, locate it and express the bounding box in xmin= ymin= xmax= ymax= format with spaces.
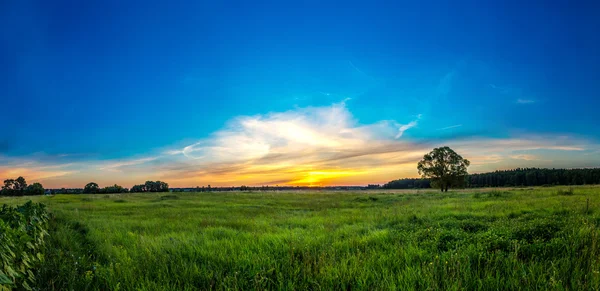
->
xmin=3 ymin=186 xmax=600 ymax=290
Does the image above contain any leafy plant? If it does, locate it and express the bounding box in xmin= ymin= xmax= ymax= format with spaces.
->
xmin=556 ymin=188 xmax=575 ymax=196
xmin=0 ymin=201 xmax=50 ymax=290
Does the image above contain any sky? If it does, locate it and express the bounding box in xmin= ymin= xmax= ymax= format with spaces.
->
xmin=1 ymin=0 xmax=599 ymax=188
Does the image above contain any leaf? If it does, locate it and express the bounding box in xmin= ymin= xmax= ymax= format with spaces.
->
xmin=0 ymin=271 xmax=13 ymax=284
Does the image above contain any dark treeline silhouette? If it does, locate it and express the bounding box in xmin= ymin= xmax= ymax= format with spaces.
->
xmin=1 ymin=180 xmax=170 ymax=195
xmin=1 ymin=177 xmax=45 ymax=196
xmin=83 ymin=182 xmax=128 ymax=194
xmin=4 ymin=168 xmax=600 ymax=196
xmin=467 ymin=168 xmax=600 ymax=187
xmin=383 ymin=168 xmax=600 ymax=189
xmin=382 ymin=178 xmax=431 ymax=189
xmin=130 ymin=181 xmax=169 ymax=193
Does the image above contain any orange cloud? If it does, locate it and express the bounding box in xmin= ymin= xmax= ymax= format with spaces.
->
xmin=2 ymin=103 xmax=599 ymax=188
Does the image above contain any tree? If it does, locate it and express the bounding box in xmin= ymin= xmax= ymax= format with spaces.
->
xmin=130 ymin=184 xmax=144 ymax=192
xmin=1 ymin=177 xmax=27 ymax=196
xmin=417 ymin=146 xmax=470 ymax=192
xmin=25 ymin=183 xmax=44 ymax=195
xmin=145 ymin=181 xmax=155 ymax=192
xmin=102 ymin=184 xmax=126 ymax=193
xmin=14 ymin=176 xmax=27 ymax=195
xmin=157 ymin=181 xmax=169 ymax=192
xmin=130 ymin=181 xmax=169 ymax=193
xmin=1 ymin=179 xmax=16 ymax=196
xmin=84 ymin=182 xmax=100 ymax=194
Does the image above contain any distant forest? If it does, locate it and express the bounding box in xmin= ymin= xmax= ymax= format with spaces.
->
xmin=383 ymin=168 xmax=600 ymax=189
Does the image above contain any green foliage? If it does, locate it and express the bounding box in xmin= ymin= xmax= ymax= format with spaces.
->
xmin=1 ymin=177 xmax=45 ymax=197
xmin=0 ymin=201 xmax=50 ymax=290
xmin=83 ymin=182 xmax=99 ymax=194
xmin=469 ymin=168 xmax=600 ymax=187
xmin=385 ymin=167 xmax=600 ymax=189
xmin=417 ymin=146 xmax=470 ymax=192
xmin=556 ymin=188 xmax=575 ymax=196
xmin=382 ymin=178 xmax=430 ymax=189
xmin=25 ymin=183 xmax=45 ymax=196
xmin=130 ymin=181 xmax=169 ymax=193
xmin=101 ymin=184 xmax=127 ymax=194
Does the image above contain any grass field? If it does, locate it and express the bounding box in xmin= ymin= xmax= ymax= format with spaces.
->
xmin=2 ymin=186 xmax=600 ymax=290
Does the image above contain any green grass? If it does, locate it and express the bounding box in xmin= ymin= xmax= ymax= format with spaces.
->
xmin=2 ymin=186 xmax=600 ymax=290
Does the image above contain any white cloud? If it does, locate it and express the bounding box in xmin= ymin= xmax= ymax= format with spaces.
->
xmin=509 ymin=154 xmax=538 ymax=161
xmin=437 ymin=124 xmax=462 ymax=131
xmin=4 ymin=103 xmax=600 ymax=188
xmin=395 ymin=121 xmax=418 ymax=138
xmin=98 ymin=157 xmax=159 ymax=171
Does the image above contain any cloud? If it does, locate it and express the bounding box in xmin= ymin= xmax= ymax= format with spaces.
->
xmin=516 ymin=99 xmax=535 ymax=104
xmin=489 ymin=83 xmax=537 ymax=105
xmin=3 ymin=102 xmax=600 ymax=188
xmin=0 ymin=156 xmax=76 ymax=183
xmin=348 ymin=61 xmax=366 ymax=76
xmin=437 ymin=124 xmax=462 ymax=131
xmin=509 ymin=154 xmax=539 ymax=161
xmin=98 ymin=157 xmax=159 ymax=172
xmin=395 ymin=121 xmax=418 ymax=138
xmin=394 ymin=114 xmax=422 ymax=139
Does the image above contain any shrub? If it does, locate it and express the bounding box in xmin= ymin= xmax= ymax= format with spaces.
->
xmin=556 ymin=188 xmax=574 ymax=196
xmin=0 ymin=201 xmax=50 ymax=289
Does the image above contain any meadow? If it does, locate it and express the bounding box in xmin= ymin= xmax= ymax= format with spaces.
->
xmin=2 ymin=186 xmax=600 ymax=290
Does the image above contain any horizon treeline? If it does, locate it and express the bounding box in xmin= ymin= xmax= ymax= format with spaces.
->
xmin=3 ymin=168 xmax=600 ymax=196
xmin=0 ymin=178 xmax=170 ymax=196
xmin=383 ymin=168 xmax=600 ymax=189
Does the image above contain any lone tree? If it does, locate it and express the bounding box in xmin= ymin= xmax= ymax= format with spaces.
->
xmin=84 ymin=182 xmax=100 ymax=194
xmin=417 ymin=146 xmax=470 ymax=192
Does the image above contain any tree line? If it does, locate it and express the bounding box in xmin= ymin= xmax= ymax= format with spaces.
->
xmin=1 ymin=177 xmax=45 ymax=196
xmin=3 ymin=165 xmax=600 ymax=196
xmin=382 ymin=178 xmax=432 ymax=189
xmin=81 ymin=180 xmax=169 ymax=194
xmin=383 ymin=168 xmax=600 ymax=189
xmin=467 ymin=168 xmax=600 ymax=187
xmin=0 ymin=177 xmax=170 ymax=196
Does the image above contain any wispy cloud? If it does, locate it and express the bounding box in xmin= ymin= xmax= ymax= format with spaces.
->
xmin=489 ymin=83 xmax=538 ymax=105
xmin=509 ymin=154 xmax=539 ymax=161
xmin=516 ymin=99 xmax=535 ymax=104
xmin=98 ymin=157 xmax=159 ymax=172
xmin=348 ymin=61 xmax=368 ymax=78
xmin=395 ymin=121 xmax=418 ymax=138
xmin=394 ymin=115 xmax=421 ymax=139
xmin=3 ymin=103 xmax=599 ymax=188
xmin=437 ymin=124 xmax=462 ymax=131
xmin=0 ymin=156 xmax=76 ymax=183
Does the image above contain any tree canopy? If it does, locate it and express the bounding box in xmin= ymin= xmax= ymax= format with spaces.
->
xmin=417 ymin=146 xmax=470 ymax=192
xmin=83 ymin=182 xmax=100 ymax=194
xmin=130 ymin=181 xmax=169 ymax=193
xmin=1 ymin=177 xmax=45 ymax=196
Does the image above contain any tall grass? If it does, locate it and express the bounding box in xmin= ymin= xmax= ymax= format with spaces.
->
xmin=2 ymin=187 xmax=599 ymax=290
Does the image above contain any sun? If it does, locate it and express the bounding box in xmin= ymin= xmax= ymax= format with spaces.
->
xmin=289 ymin=170 xmax=365 ymax=186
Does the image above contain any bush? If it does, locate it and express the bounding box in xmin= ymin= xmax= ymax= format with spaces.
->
xmin=0 ymin=201 xmax=50 ymax=289
xmin=556 ymin=188 xmax=574 ymax=196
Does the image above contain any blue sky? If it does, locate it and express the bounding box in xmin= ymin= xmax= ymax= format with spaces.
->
xmin=1 ymin=0 xmax=599 ymax=187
